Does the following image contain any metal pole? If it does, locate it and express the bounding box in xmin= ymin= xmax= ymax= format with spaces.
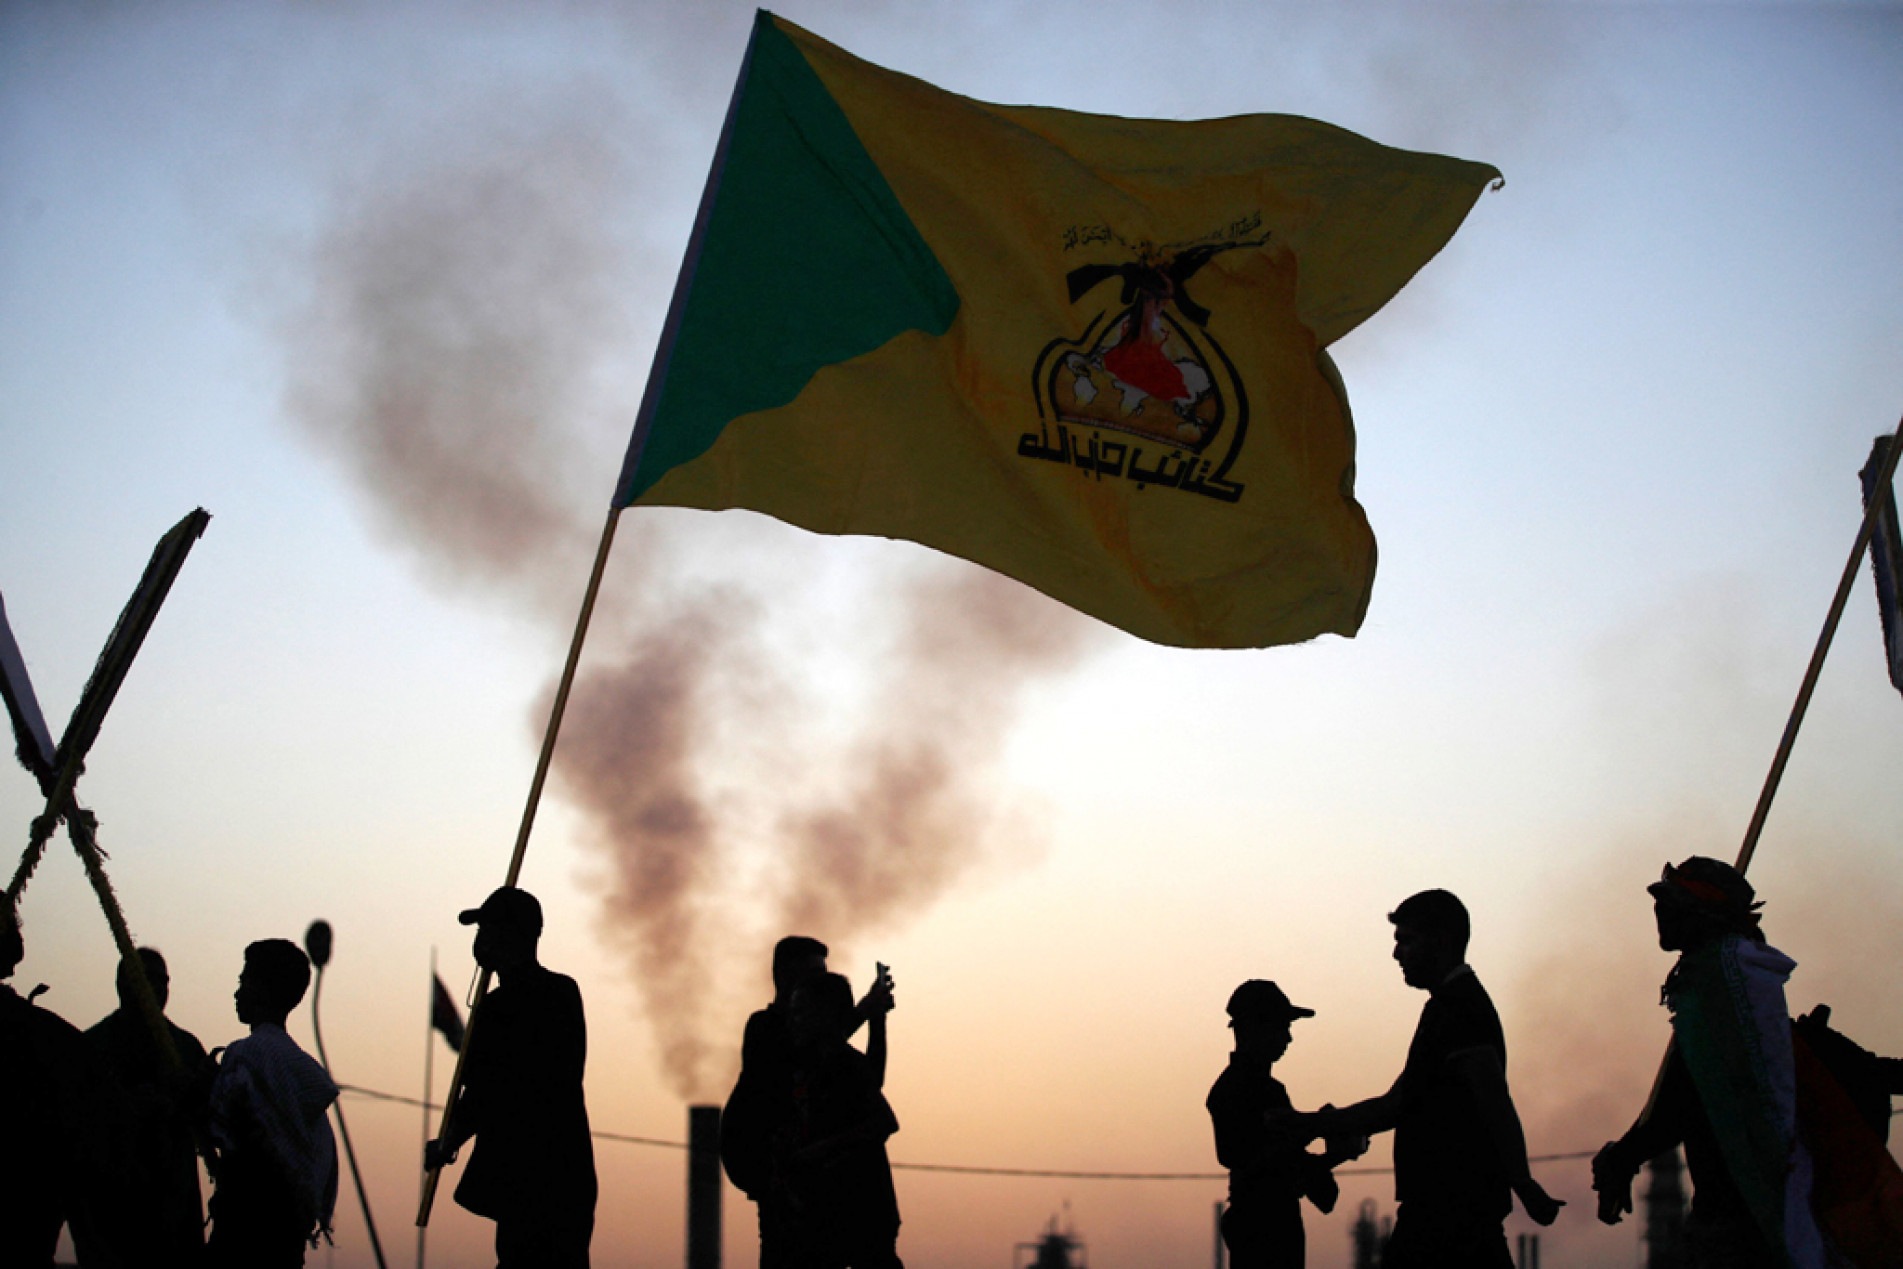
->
xmin=310 ymin=949 xmax=389 ymax=1269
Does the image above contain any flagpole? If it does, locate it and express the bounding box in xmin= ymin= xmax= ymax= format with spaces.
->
xmin=417 ymin=9 xmax=764 ymax=1222
xmin=417 ymin=505 xmax=622 ymax=1226
xmin=419 ymin=949 xmax=436 ymax=1269
xmin=1734 ymin=424 xmax=1901 ymax=875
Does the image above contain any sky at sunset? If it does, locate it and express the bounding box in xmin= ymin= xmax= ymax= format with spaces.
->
xmin=4 ymin=2 xmax=1902 ymax=1267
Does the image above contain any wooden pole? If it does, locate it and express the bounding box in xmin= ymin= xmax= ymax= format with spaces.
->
xmin=418 ymin=949 xmax=437 ymax=1269
xmin=10 ymin=733 xmax=97 ymax=901
xmin=1734 ymin=425 xmax=1901 ymax=875
xmin=67 ymin=803 xmax=179 ymax=1073
xmin=8 ymin=509 xmax=209 ymax=1074
xmin=8 ymin=753 xmax=181 ymax=1078
xmin=417 ymin=506 xmax=622 ymax=1226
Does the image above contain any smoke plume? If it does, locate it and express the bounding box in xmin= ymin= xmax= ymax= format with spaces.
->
xmin=551 ymin=561 xmax=1102 ymax=1098
xmin=777 ymin=565 xmax=1094 ymax=938
xmin=284 ymin=94 xmax=632 ymax=613
xmin=551 ymin=590 xmax=758 ymax=1096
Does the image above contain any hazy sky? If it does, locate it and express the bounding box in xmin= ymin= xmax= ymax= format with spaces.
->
xmin=4 ymin=3 xmax=1901 ymax=1267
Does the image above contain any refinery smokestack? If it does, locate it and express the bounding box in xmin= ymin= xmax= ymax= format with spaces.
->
xmin=687 ymin=1104 xmax=722 ymax=1269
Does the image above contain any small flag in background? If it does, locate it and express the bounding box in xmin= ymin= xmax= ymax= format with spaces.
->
xmin=617 ymin=11 xmax=1499 ymax=650
xmin=1861 ymin=436 xmax=1903 ymax=698
xmin=431 ymin=974 xmax=466 ymax=1053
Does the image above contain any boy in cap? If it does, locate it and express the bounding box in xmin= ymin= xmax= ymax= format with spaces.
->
xmin=1206 ymin=980 xmax=1363 ymax=1268
xmin=1592 ymin=857 xmax=1826 ymax=1268
xmin=427 ymin=886 xmax=596 ymax=1267
xmin=206 ymin=938 xmax=338 ymax=1267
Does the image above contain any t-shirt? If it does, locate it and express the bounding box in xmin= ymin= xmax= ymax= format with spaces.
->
xmin=1207 ymin=1052 xmax=1339 ymax=1217
xmin=86 ymin=1009 xmax=211 ymax=1256
xmin=454 ymin=966 xmax=596 ymax=1223
xmin=0 ymin=985 xmax=108 ymax=1262
xmin=208 ymin=1023 xmax=339 ymax=1233
xmin=1392 ymin=968 xmax=1511 ymax=1219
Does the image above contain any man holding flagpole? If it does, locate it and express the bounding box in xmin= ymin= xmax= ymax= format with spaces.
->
xmin=426 ymin=887 xmax=595 ymax=1268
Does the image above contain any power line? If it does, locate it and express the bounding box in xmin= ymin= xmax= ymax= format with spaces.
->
xmin=338 ymin=1084 xmax=1606 ymax=1181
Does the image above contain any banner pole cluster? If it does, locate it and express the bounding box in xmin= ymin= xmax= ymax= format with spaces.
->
xmin=1734 ymin=424 xmax=1901 ymax=875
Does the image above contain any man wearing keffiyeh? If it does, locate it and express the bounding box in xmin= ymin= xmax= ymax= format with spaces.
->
xmin=206 ymin=938 xmax=339 ymax=1267
xmin=1593 ymin=857 xmax=1826 ymax=1269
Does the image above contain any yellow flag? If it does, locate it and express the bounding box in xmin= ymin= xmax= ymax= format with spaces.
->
xmin=618 ymin=10 xmax=1499 ymax=649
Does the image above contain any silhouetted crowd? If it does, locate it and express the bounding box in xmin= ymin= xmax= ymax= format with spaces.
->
xmin=2 ymin=910 xmax=338 ymax=1269
xmin=6 ymin=859 xmax=1901 ymax=1269
xmin=1203 ymin=870 xmax=1903 ymax=1269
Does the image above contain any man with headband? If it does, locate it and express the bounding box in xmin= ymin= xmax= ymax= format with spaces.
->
xmin=1592 ymin=857 xmax=1825 ymax=1268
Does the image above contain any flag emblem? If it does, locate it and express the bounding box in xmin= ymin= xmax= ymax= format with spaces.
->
xmin=1027 ymin=221 xmax=1268 ymax=504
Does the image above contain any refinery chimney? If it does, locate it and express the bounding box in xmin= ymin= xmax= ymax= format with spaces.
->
xmin=687 ymin=1105 xmax=722 ymax=1269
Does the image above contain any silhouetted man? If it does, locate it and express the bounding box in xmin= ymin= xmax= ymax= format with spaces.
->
xmin=0 ymin=897 xmax=113 ymax=1268
xmin=427 ymin=886 xmax=596 ymax=1268
xmin=726 ymin=936 xmax=831 ymax=1208
xmin=1291 ymin=890 xmax=1560 ymax=1267
xmin=1592 ymin=857 xmax=1825 ymax=1268
xmin=1207 ymin=980 xmax=1364 ymax=1268
xmin=779 ymin=970 xmax=900 ymax=1269
xmin=88 ymin=946 xmax=211 ymax=1265
xmin=206 ymin=938 xmax=338 ymax=1267
xmin=726 ymin=936 xmax=892 ymax=1269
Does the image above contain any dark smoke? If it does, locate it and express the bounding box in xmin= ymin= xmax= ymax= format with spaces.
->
xmin=284 ymin=96 xmax=633 ymax=614
xmin=778 ymin=565 xmax=1097 ymax=938
xmin=278 ymin=48 xmax=1107 ymax=1100
xmin=553 ymin=563 xmax=1103 ymax=1099
xmin=550 ymin=591 xmax=757 ymax=1097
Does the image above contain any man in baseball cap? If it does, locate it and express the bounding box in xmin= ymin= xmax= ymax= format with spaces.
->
xmin=1226 ymin=980 xmax=1315 ymax=1027
xmin=428 ymin=887 xmax=595 ymax=1267
xmin=1207 ymin=979 xmax=1360 ymax=1268
xmin=458 ymin=886 xmax=543 ymax=938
